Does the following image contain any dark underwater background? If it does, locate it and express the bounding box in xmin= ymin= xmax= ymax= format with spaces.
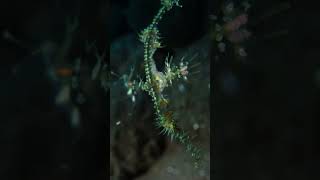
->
xmin=0 ymin=0 xmax=319 ymax=180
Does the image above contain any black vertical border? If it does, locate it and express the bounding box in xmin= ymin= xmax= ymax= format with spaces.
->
xmin=106 ymin=0 xmax=111 ymax=178
xmin=210 ymin=1 xmax=223 ymax=179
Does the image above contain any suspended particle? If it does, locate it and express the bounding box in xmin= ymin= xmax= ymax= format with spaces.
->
xmin=218 ymin=42 xmax=226 ymax=52
xmin=238 ymin=47 xmax=247 ymax=57
xmin=178 ymin=84 xmax=185 ymax=93
xmin=70 ymin=106 xmax=80 ymax=129
xmin=193 ymin=123 xmax=199 ymax=130
xmin=127 ymin=88 xmax=133 ymax=95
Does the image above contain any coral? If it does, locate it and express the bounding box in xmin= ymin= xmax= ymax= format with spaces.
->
xmin=210 ymin=1 xmax=252 ymax=59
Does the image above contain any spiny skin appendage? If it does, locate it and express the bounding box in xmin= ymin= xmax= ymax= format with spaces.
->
xmin=137 ymin=0 xmax=201 ymax=168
